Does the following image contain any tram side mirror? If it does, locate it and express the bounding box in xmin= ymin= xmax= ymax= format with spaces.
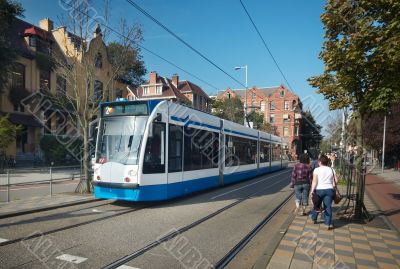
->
xmin=154 ymin=113 xmax=162 ymax=122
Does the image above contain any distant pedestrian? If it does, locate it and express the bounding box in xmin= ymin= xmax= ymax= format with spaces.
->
xmin=309 ymin=154 xmax=336 ymax=229
xmin=290 ymin=154 xmax=312 ymax=215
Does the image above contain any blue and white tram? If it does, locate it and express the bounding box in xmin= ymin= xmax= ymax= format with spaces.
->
xmin=93 ymin=99 xmax=288 ymax=201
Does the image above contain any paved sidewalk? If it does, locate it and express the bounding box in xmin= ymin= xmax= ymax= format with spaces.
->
xmin=265 ymin=192 xmax=400 ymax=269
xmin=0 ymin=193 xmax=97 ymax=218
xmin=366 ymin=172 xmax=400 ymax=232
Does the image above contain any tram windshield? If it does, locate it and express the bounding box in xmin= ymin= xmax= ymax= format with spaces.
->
xmin=97 ymin=117 xmax=147 ymax=165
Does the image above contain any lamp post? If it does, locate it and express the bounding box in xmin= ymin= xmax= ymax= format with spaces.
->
xmin=234 ymin=65 xmax=249 ymax=127
xmin=382 ymin=115 xmax=386 ymax=173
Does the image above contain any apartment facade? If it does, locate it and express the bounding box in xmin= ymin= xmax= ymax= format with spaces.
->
xmin=217 ymin=85 xmax=302 ymax=158
xmin=0 ymin=17 xmax=128 ymax=161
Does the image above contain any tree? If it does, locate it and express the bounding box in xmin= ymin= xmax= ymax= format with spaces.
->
xmin=0 ymin=0 xmax=24 ymax=92
xmin=247 ymin=111 xmax=263 ymax=129
xmin=308 ymin=0 xmax=400 ymax=218
xmin=50 ymin=1 xmax=145 ymax=193
xmin=108 ymin=41 xmax=146 ymax=87
xmin=0 ymin=115 xmax=20 ymax=172
xmin=211 ymin=96 xmax=244 ymax=124
xmin=300 ymin=110 xmax=323 ymax=153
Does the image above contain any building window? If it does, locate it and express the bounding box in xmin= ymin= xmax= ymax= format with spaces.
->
xmin=284 ymin=100 xmax=289 ymax=110
xmin=280 ymin=90 xmax=285 ymax=97
xmin=95 ymin=53 xmax=103 ymax=68
xmin=270 ymin=101 xmax=275 ymax=110
xmin=193 ymin=93 xmax=198 ymax=108
xmin=260 ymin=101 xmax=265 ymax=112
xmin=11 ymin=63 xmax=26 ymax=111
xmin=56 ymin=75 xmax=66 ymax=95
xmin=292 ymin=100 xmax=297 ymax=110
xmin=156 ymin=85 xmax=162 ymax=94
xmin=227 ymin=92 xmax=231 ymax=99
xmin=270 ymin=114 xmax=275 ymax=123
xmin=115 ymin=89 xmax=123 ymax=99
xmin=39 ymin=70 xmax=51 ymax=90
xmin=283 ymin=114 xmax=290 ymax=123
xmin=252 ymin=92 xmax=256 ymax=100
xmin=93 ymin=80 xmax=103 ymax=101
xmin=283 ymin=127 xmax=289 ymax=137
xmin=143 ymin=86 xmax=149 ymax=95
xmin=29 ymin=36 xmax=37 ymax=47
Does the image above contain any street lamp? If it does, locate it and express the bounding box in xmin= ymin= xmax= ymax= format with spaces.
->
xmin=234 ymin=65 xmax=249 ymax=127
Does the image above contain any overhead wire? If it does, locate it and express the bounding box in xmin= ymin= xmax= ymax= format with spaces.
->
xmin=59 ymin=0 xmax=220 ymax=91
xmin=239 ymin=0 xmax=294 ymax=91
xmin=124 ymin=0 xmax=246 ymax=88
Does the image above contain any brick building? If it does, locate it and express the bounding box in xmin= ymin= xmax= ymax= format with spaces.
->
xmin=128 ymin=72 xmax=211 ymax=112
xmin=217 ymin=85 xmax=302 ymax=158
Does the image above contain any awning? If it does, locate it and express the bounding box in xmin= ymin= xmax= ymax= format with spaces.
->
xmin=8 ymin=113 xmax=43 ymax=127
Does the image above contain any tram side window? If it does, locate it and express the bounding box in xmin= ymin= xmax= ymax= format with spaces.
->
xmin=184 ymin=127 xmax=219 ymax=171
xmin=225 ymin=135 xmax=257 ymax=166
xmin=169 ymin=124 xmax=183 ymax=172
xmin=143 ymin=122 xmax=165 ymax=174
xmin=260 ymin=141 xmax=271 ymax=163
xmin=272 ymin=143 xmax=281 ymax=162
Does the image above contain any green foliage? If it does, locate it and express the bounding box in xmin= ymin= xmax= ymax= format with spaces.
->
xmin=40 ymin=135 xmax=82 ymax=164
xmin=107 ymin=42 xmax=146 ymax=86
xmin=0 ymin=115 xmax=21 ymax=153
xmin=308 ymin=0 xmax=400 ymax=114
xmin=0 ymin=0 xmax=24 ymax=92
xmin=212 ymin=96 xmax=244 ymax=124
xmin=247 ymin=111 xmax=264 ymax=129
xmin=301 ymin=110 xmax=323 ymax=151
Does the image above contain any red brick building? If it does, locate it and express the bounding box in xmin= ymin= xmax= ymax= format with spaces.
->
xmin=128 ymin=71 xmax=211 ymax=112
xmin=217 ymin=85 xmax=302 ymax=158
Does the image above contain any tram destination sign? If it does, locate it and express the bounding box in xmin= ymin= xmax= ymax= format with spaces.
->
xmin=101 ymin=102 xmax=148 ymax=117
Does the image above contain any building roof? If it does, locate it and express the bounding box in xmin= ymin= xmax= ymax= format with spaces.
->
xmin=7 ymin=17 xmax=39 ymax=59
xmin=135 ymin=76 xmax=190 ymax=102
xmin=178 ymin=80 xmax=210 ymax=99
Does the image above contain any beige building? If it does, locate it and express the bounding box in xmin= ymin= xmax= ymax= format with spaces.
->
xmin=0 ymin=17 xmax=129 ymax=162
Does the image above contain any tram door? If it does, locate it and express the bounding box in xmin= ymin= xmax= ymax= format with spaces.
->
xmin=167 ymin=124 xmax=184 ymax=198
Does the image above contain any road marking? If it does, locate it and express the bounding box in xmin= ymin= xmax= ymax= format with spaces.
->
xmin=116 ymin=266 xmax=141 ymax=269
xmin=210 ymin=169 xmax=290 ymax=200
xmin=0 ymin=238 xmax=8 ymax=243
xmin=56 ymin=254 xmax=87 ymax=264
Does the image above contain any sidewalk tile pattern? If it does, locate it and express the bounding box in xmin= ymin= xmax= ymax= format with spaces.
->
xmin=266 ymin=213 xmax=400 ymax=269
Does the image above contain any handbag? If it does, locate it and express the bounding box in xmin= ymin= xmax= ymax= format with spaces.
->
xmin=331 ymin=167 xmax=342 ymax=204
xmin=333 ymin=187 xmax=342 ymax=204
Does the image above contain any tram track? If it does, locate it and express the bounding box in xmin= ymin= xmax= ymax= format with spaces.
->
xmin=101 ymin=170 xmax=292 ymax=269
xmin=0 ymin=202 xmax=155 ymax=247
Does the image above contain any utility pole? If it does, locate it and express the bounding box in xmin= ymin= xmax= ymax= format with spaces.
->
xmin=382 ymin=115 xmax=386 ymax=173
xmin=235 ymin=65 xmax=250 ymax=128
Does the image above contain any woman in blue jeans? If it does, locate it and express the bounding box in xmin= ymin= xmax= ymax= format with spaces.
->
xmin=309 ymin=154 xmax=337 ymax=229
xmin=290 ymin=154 xmax=312 ymax=215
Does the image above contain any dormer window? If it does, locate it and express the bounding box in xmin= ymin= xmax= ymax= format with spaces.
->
xmin=156 ymin=85 xmax=162 ymax=94
xmin=29 ymin=36 xmax=37 ymax=47
xmin=95 ymin=53 xmax=103 ymax=68
xmin=143 ymin=86 xmax=149 ymax=95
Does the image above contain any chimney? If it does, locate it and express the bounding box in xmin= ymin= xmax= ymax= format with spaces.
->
xmin=39 ymin=18 xmax=53 ymax=31
xmin=172 ymin=74 xmax=179 ymax=87
xmin=150 ymin=71 xmax=157 ymax=84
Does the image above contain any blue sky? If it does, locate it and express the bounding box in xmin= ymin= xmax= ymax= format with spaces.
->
xmin=19 ymin=0 xmax=335 ymax=132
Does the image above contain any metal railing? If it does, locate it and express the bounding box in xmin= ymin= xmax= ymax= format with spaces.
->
xmin=0 ymin=166 xmax=82 ymax=203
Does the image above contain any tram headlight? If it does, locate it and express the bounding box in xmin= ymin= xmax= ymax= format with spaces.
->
xmin=124 ymin=177 xmax=131 ymax=183
xmin=128 ymin=170 xmax=137 ymax=177
xmin=96 ymin=175 xmax=101 ymax=181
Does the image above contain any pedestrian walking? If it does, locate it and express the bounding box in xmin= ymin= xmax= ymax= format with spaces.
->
xmin=290 ymin=154 xmax=312 ymax=215
xmin=309 ymin=154 xmax=337 ymax=229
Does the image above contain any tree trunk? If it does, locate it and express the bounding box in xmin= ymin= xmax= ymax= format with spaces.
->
xmin=354 ymin=110 xmax=364 ymax=218
xmin=83 ymin=126 xmax=92 ymax=193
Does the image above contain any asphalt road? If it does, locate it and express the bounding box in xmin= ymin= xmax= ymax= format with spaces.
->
xmin=0 ymin=168 xmax=293 ymax=269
